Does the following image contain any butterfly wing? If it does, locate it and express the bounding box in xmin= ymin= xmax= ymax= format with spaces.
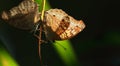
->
xmin=1 ymin=0 xmax=40 ymax=30
xmin=44 ymin=9 xmax=85 ymax=40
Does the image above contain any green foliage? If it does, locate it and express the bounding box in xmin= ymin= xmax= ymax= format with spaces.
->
xmin=0 ymin=44 xmax=18 ymax=66
xmin=53 ymin=40 xmax=80 ymax=66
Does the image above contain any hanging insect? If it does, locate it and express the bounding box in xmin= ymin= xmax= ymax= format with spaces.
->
xmin=1 ymin=0 xmax=40 ymax=30
xmin=43 ymin=9 xmax=85 ymax=40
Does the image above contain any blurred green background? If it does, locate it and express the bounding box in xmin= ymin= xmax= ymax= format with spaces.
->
xmin=0 ymin=0 xmax=120 ymax=66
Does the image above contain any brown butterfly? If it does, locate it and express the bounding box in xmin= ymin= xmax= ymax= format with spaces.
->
xmin=1 ymin=0 xmax=40 ymax=30
xmin=1 ymin=0 xmax=85 ymax=40
xmin=43 ymin=9 xmax=85 ymax=40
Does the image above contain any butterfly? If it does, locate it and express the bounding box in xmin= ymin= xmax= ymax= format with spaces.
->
xmin=1 ymin=0 xmax=40 ymax=30
xmin=1 ymin=0 xmax=85 ymax=41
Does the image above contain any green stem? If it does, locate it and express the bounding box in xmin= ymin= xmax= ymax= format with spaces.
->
xmin=41 ymin=0 xmax=46 ymax=21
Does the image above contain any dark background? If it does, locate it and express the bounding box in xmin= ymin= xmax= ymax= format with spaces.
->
xmin=0 ymin=0 xmax=120 ymax=66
